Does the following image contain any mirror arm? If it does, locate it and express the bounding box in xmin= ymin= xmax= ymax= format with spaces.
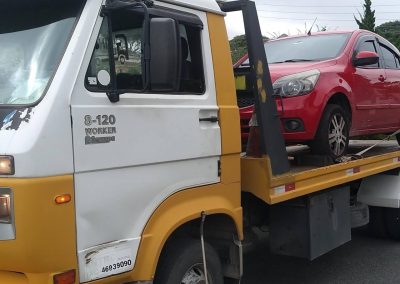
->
xmin=106 ymin=90 xmax=122 ymax=103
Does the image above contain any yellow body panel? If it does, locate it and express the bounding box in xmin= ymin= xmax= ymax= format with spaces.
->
xmin=0 ymin=176 xmax=78 ymax=284
xmin=0 ymin=271 xmax=28 ymax=284
xmin=242 ymin=152 xmax=400 ymax=204
xmin=131 ymin=179 xmax=242 ymax=281
xmin=207 ymin=12 xmax=241 ymax=155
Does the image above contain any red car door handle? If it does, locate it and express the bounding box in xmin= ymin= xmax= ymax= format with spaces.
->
xmin=379 ymin=75 xmax=386 ymax=82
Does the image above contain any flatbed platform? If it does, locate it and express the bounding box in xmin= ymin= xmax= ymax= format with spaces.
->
xmin=241 ymin=140 xmax=400 ymax=204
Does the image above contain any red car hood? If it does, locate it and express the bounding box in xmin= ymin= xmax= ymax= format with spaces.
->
xmin=268 ymin=60 xmax=337 ymax=82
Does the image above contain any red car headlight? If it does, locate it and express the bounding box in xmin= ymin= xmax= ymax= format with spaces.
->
xmin=273 ymin=69 xmax=320 ymax=97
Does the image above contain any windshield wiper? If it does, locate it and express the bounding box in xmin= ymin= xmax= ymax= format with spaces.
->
xmin=272 ymin=59 xmax=316 ymax=64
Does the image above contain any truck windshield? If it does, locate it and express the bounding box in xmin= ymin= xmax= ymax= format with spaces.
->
xmin=0 ymin=0 xmax=85 ymax=105
xmin=241 ymin=33 xmax=351 ymax=65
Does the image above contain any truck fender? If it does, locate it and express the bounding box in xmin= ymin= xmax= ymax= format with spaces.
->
xmin=130 ymin=182 xmax=243 ymax=281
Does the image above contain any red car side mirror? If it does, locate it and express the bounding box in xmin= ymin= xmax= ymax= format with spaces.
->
xmin=353 ymin=51 xmax=379 ymax=67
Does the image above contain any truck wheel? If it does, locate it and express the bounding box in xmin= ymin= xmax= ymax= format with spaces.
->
xmin=119 ymin=55 xmax=126 ymax=64
xmin=384 ymin=208 xmax=400 ymax=240
xmin=311 ymin=104 xmax=350 ymax=160
xmin=154 ymin=238 xmax=223 ymax=284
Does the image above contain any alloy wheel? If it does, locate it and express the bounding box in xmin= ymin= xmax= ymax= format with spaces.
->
xmin=181 ymin=263 xmax=209 ymax=284
xmin=328 ymin=113 xmax=347 ymax=156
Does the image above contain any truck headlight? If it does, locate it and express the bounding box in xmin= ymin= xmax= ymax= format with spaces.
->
xmin=0 ymin=194 xmax=11 ymax=223
xmin=273 ymin=69 xmax=320 ymax=97
xmin=0 ymin=156 xmax=14 ymax=175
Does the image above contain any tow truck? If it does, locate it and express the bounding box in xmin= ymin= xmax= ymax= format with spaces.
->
xmin=0 ymin=0 xmax=399 ymax=283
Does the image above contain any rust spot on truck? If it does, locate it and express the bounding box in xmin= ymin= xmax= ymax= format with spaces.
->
xmin=0 ymin=108 xmax=33 ymax=131
xmin=84 ymin=239 xmax=129 ymax=265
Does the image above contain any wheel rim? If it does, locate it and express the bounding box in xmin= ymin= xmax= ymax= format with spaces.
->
xmin=181 ymin=263 xmax=209 ymax=284
xmin=328 ymin=113 xmax=347 ymax=156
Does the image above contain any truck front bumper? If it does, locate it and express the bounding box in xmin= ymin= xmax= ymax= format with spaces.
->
xmin=0 ymin=176 xmax=78 ymax=284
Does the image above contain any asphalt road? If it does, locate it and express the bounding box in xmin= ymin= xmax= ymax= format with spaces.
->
xmin=242 ymin=227 xmax=400 ymax=283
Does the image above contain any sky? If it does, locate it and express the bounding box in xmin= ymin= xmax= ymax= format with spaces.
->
xmin=224 ymin=0 xmax=400 ymax=39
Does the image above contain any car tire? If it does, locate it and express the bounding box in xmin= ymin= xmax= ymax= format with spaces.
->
xmin=396 ymin=132 xmax=400 ymax=146
xmin=154 ymin=238 xmax=224 ymax=284
xmin=311 ymin=104 xmax=350 ymax=160
xmin=119 ymin=55 xmax=125 ymax=64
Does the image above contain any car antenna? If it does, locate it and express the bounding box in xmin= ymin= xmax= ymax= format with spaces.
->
xmin=307 ymin=18 xmax=317 ymax=35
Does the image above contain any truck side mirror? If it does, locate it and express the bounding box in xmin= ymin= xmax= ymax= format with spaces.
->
xmin=353 ymin=51 xmax=379 ymax=67
xmin=150 ymin=18 xmax=180 ymax=91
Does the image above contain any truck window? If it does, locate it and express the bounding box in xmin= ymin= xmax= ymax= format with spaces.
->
xmin=178 ymin=24 xmax=205 ymax=94
xmin=86 ymin=10 xmax=144 ymax=91
xmin=85 ymin=10 xmax=205 ymax=94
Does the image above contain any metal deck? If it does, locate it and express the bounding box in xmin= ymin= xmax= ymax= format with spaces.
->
xmin=241 ymin=140 xmax=400 ymax=204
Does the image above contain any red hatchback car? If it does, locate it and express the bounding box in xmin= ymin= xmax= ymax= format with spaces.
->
xmin=235 ymin=30 xmax=400 ymax=159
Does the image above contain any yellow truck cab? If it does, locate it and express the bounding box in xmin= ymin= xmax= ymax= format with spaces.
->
xmin=0 ymin=0 xmax=399 ymax=283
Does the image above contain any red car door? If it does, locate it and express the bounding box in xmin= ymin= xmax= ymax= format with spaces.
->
xmin=351 ymin=35 xmax=387 ymax=132
xmin=377 ymin=40 xmax=400 ymax=130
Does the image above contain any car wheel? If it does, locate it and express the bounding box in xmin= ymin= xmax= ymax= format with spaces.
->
xmin=396 ymin=132 xmax=400 ymax=146
xmin=119 ymin=55 xmax=126 ymax=64
xmin=154 ymin=238 xmax=223 ymax=284
xmin=311 ymin=104 xmax=350 ymax=159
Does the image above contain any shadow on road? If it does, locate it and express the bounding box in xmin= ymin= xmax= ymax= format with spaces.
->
xmin=242 ymin=227 xmax=400 ymax=283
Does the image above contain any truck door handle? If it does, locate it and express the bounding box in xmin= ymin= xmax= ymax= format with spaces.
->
xmin=199 ymin=116 xmax=219 ymax=123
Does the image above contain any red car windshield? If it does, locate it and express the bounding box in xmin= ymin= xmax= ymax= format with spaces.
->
xmin=242 ymin=33 xmax=351 ymax=65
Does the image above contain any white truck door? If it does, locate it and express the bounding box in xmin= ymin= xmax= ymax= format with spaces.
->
xmin=70 ymin=6 xmax=221 ymax=283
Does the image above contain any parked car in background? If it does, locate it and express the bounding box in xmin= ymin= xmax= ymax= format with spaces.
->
xmin=235 ymin=30 xmax=400 ymax=159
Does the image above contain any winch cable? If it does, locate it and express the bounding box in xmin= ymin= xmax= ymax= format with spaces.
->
xmin=336 ymin=129 xmax=400 ymax=163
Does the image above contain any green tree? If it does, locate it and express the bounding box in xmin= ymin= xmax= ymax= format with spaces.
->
xmin=354 ymin=0 xmax=376 ymax=32
xmin=229 ymin=35 xmax=248 ymax=64
xmin=229 ymin=34 xmax=269 ymax=64
xmin=376 ymin=21 xmax=400 ymax=51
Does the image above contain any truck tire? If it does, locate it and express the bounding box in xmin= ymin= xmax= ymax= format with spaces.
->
xmin=311 ymin=104 xmax=350 ymax=160
xmin=154 ymin=238 xmax=223 ymax=284
xmin=384 ymin=208 xmax=400 ymax=240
